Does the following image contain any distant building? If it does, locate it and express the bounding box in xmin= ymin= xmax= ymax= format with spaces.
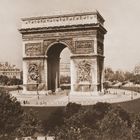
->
xmin=0 ymin=62 xmax=21 ymax=79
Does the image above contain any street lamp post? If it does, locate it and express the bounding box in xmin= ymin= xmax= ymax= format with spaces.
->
xmin=68 ymin=91 xmax=70 ymax=103
xmin=36 ymin=82 xmax=39 ymax=99
xmin=36 ymin=75 xmax=40 ymax=100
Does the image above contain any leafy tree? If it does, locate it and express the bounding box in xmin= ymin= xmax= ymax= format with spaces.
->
xmin=82 ymin=102 xmax=112 ymax=129
xmin=55 ymin=125 xmax=99 ymax=140
xmin=65 ymin=102 xmax=82 ymax=118
xmin=112 ymin=106 xmax=131 ymax=127
xmin=105 ymin=66 xmax=140 ymax=85
xmin=114 ymin=70 xmax=125 ymax=82
xmin=133 ymin=75 xmax=140 ymax=84
xmin=134 ymin=64 xmax=140 ymax=75
xmin=0 ymin=75 xmax=9 ymax=85
xmin=104 ymin=67 xmax=114 ymax=82
xmin=105 ymin=68 xmax=125 ymax=82
xmin=0 ymin=89 xmax=23 ymax=137
xmin=0 ymin=75 xmax=22 ymax=86
xmin=99 ymin=107 xmax=131 ymax=140
xmin=132 ymin=113 xmax=140 ymax=140
xmin=15 ymin=110 xmax=43 ymax=137
xmin=43 ymin=108 xmax=64 ymax=134
xmin=8 ymin=77 xmax=23 ymax=85
xmin=124 ymin=71 xmax=134 ymax=81
xmin=43 ymin=103 xmax=81 ymax=134
xmin=79 ymin=126 xmax=99 ymax=140
xmin=0 ymin=89 xmax=42 ymax=138
xmin=54 ymin=103 xmax=112 ymax=140
xmin=53 ymin=103 xmax=132 ymax=140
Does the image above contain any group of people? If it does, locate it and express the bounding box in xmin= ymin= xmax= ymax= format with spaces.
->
xmin=22 ymin=100 xmax=30 ymax=105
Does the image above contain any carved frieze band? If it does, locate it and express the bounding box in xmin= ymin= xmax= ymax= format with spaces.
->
xmin=75 ymin=40 xmax=94 ymax=54
xmin=22 ymin=30 xmax=96 ymax=41
xmin=25 ymin=43 xmax=42 ymax=56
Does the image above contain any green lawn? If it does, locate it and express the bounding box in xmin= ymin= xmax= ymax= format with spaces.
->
xmin=23 ymin=106 xmax=64 ymax=121
xmin=23 ymin=97 xmax=140 ymax=122
xmin=113 ymin=97 xmax=140 ymax=113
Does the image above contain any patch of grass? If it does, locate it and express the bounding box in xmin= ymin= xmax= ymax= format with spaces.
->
xmin=113 ymin=98 xmax=140 ymax=113
xmin=22 ymin=97 xmax=140 ymax=122
xmin=23 ymin=106 xmax=64 ymax=121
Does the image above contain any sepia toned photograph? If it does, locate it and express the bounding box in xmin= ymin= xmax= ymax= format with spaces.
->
xmin=0 ymin=0 xmax=140 ymax=139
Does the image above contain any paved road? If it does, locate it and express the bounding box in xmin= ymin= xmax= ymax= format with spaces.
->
xmin=10 ymin=89 xmax=140 ymax=106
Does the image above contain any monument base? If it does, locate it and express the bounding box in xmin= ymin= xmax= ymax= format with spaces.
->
xmin=21 ymin=90 xmax=48 ymax=95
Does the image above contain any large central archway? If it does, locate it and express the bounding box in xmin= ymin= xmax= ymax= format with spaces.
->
xmin=46 ymin=42 xmax=70 ymax=91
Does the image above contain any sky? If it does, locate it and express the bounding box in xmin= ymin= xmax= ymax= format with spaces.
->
xmin=0 ymin=0 xmax=140 ymax=71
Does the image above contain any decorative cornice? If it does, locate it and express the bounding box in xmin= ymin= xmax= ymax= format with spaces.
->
xmin=19 ymin=24 xmax=107 ymax=34
xmin=23 ymin=56 xmax=47 ymax=60
xmin=70 ymin=54 xmax=104 ymax=58
xmin=20 ymin=11 xmax=105 ymax=32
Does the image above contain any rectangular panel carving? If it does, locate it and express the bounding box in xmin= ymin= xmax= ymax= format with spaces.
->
xmin=75 ymin=40 xmax=94 ymax=54
xmin=25 ymin=43 xmax=42 ymax=56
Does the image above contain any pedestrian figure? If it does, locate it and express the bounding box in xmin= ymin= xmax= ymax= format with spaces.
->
xmin=23 ymin=100 xmax=26 ymax=104
xmin=131 ymin=94 xmax=133 ymax=100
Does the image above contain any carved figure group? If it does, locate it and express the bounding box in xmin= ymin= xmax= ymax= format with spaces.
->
xmin=78 ymin=60 xmax=91 ymax=82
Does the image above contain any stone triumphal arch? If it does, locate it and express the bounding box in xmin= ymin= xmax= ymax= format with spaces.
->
xmin=20 ymin=11 xmax=107 ymax=95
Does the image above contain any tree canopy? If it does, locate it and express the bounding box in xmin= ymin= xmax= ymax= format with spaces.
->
xmin=0 ymin=90 xmax=23 ymax=137
xmin=0 ymin=89 xmax=42 ymax=139
xmin=43 ymin=102 xmax=140 ymax=140
xmin=104 ymin=67 xmax=140 ymax=84
xmin=0 ymin=75 xmax=22 ymax=86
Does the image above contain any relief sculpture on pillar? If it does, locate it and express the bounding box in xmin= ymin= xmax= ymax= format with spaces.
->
xmin=28 ymin=63 xmax=40 ymax=83
xmin=77 ymin=60 xmax=91 ymax=83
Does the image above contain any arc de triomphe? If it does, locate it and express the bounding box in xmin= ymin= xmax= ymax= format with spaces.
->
xmin=19 ymin=11 xmax=107 ymax=95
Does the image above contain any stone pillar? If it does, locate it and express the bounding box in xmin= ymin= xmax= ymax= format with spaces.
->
xmin=22 ymin=60 xmax=28 ymax=93
xmin=47 ymin=58 xmax=52 ymax=91
xmin=101 ymin=59 xmax=104 ymax=92
xmin=94 ymin=37 xmax=97 ymax=54
xmin=70 ymin=58 xmax=77 ymax=92
xmin=94 ymin=58 xmax=98 ymax=92
xmin=44 ymin=58 xmax=48 ymax=90
xmin=55 ymin=71 xmax=58 ymax=89
xmin=94 ymin=37 xmax=98 ymax=92
xmin=55 ymin=71 xmax=59 ymax=90
xmin=90 ymin=58 xmax=98 ymax=92
xmin=55 ymin=58 xmax=60 ymax=90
